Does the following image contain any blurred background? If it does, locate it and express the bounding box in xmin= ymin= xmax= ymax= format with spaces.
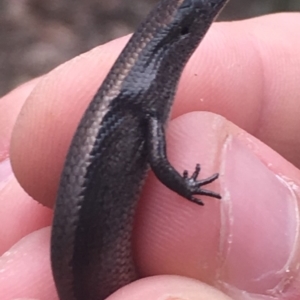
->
xmin=0 ymin=0 xmax=299 ymax=97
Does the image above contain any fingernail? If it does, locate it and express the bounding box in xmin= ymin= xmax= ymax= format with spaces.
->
xmin=217 ymin=137 xmax=298 ymax=295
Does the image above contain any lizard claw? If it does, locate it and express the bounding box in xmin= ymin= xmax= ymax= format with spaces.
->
xmin=183 ymin=164 xmax=221 ymax=205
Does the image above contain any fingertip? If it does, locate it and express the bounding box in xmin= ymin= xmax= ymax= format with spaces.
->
xmin=109 ymin=275 xmax=232 ymax=300
xmin=10 ymin=37 xmax=130 ymax=207
xmin=0 ymin=228 xmax=56 ymax=300
xmin=0 ymin=78 xmax=40 ymax=161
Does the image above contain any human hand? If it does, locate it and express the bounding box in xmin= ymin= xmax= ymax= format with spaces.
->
xmin=1 ymin=13 xmax=300 ymax=300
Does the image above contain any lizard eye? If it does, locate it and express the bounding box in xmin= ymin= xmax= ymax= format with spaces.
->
xmin=180 ymin=25 xmax=190 ymax=36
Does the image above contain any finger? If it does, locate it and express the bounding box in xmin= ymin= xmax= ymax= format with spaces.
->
xmin=0 ymin=79 xmax=52 ymax=255
xmin=0 ymin=227 xmax=231 ymax=300
xmin=0 ymin=175 xmax=52 ymax=255
xmin=10 ymin=14 xmax=300 ymax=207
xmin=174 ymin=13 xmax=300 ymax=167
xmin=135 ymin=112 xmax=300 ymax=299
xmin=108 ymin=276 xmax=232 ymax=300
xmin=0 ymin=228 xmax=55 ymax=300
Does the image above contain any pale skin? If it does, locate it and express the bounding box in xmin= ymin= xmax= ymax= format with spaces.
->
xmin=0 ymin=13 xmax=300 ymax=300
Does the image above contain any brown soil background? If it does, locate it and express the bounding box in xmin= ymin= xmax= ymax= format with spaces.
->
xmin=0 ymin=0 xmax=299 ymax=96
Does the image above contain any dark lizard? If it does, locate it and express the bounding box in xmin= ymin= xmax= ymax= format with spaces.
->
xmin=51 ymin=0 xmax=228 ymax=299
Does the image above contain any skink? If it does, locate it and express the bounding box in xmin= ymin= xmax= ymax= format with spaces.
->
xmin=51 ymin=0 xmax=228 ymax=299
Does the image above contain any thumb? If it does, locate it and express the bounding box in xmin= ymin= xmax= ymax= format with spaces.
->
xmin=136 ymin=112 xmax=300 ymax=299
